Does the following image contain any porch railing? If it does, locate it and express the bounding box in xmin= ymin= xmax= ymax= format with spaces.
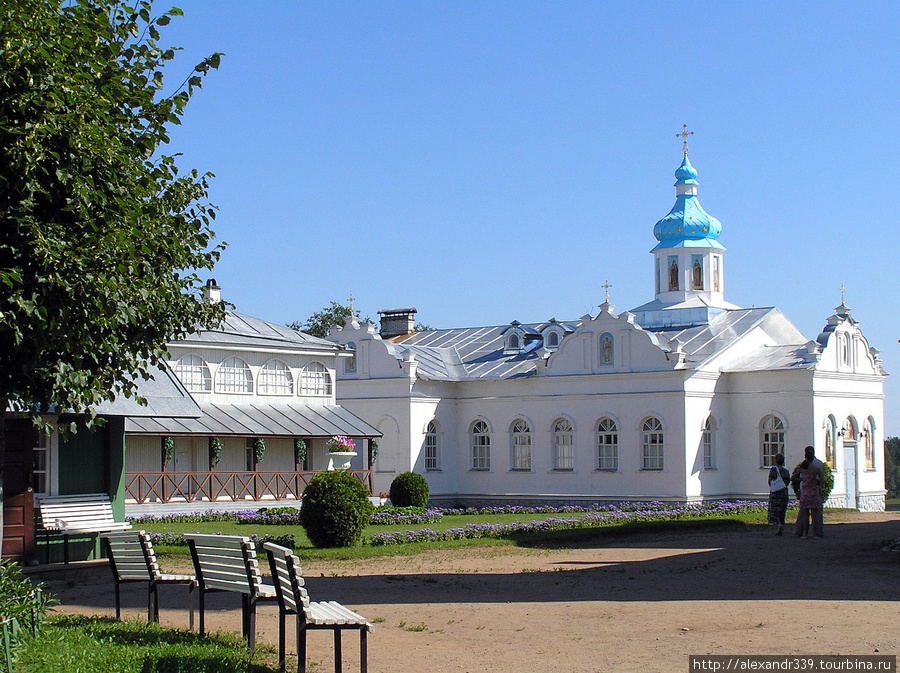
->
xmin=124 ymin=470 xmax=373 ymax=504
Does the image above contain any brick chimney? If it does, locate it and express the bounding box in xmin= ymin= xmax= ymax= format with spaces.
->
xmin=378 ymin=307 xmax=417 ymax=339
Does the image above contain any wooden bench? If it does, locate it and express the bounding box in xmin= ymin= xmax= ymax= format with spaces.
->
xmin=37 ymin=493 xmax=131 ymax=563
xmin=101 ymin=531 xmax=196 ymax=629
xmin=264 ymin=542 xmax=373 ymax=673
xmin=183 ymin=533 xmax=277 ymax=654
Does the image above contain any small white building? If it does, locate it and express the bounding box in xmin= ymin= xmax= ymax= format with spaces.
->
xmin=123 ymin=281 xmax=380 ymax=505
xmin=328 ymin=152 xmax=887 ymax=510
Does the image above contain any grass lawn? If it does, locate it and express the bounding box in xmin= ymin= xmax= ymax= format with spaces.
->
xmin=145 ymin=506 xmax=774 ymax=562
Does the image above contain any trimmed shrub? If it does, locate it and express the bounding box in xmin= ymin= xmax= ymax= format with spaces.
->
xmin=300 ymin=471 xmax=374 ymax=548
xmin=389 ymin=471 xmax=430 ymax=508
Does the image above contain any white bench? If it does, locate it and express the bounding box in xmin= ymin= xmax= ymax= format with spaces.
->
xmin=264 ymin=542 xmax=373 ymax=673
xmin=183 ymin=533 xmax=277 ymax=655
xmin=37 ymin=493 xmax=131 ymax=563
xmin=101 ymin=530 xmax=196 ymax=629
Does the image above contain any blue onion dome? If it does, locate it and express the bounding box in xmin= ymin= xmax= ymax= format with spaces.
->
xmin=653 ymin=155 xmax=722 ymax=246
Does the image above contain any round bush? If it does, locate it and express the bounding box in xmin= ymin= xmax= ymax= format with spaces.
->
xmin=300 ymin=471 xmax=374 ymax=548
xmin=389 ymin=471 xmax=430 ymax=508
xmin=791 ymin=462 xmax=834 ymax=502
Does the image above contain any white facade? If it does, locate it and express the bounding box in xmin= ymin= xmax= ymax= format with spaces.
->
xmin=328 ymin=156 xmax=887 ymax=510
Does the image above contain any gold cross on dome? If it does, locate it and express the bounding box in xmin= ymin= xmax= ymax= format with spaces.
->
xmin=677 ymin=124 xmax=694 ymax=156
xmin=601 ymin=280 xmax=613 ymax=304
xmin=348 ymin=293 xmax=356 ymax=313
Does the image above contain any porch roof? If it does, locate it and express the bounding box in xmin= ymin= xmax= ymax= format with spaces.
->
xmin=125 ymin=403 xmax=381 ymax=438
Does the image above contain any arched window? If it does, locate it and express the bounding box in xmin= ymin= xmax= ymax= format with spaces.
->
xmin=553 ymin=418 xmax=574 ymax=470
xmin=824 ymin=416 xmax=837 ymax=468
xmin=300 ymin=362 xmax=332 ymax=396
xmin=471 ymin=421 xmax=490 ymax=470
xmin=600 ymin=333 xmax=614 ymax=365
xmin=344 ymin=342 xmax=357 ymax=373
xmin=546 ymin=331 xmax=559 ymax=348
xmin=701 ymin=417 xmax=716 ymax=470
xmin=843 ymin=416 xmax=858 ymax=442
xmin=508 ymin=334 xmax=520 ymax=350
xmin=511 ymin=419 xmax=532 ymax=470
xmin=424 ymin=421 xmax=440 ymax=470
xmin=174 ymin=354 xmax=211 ymax=392
xmin=641 ymin=417 xmax=664 ymax=470
xmin=760 ymin=415 xmax=785 ymax=467
xmin=597 ymin=418 xmax=618 ymax=471
xmin=216 ymin=357 xmax=253 ymax=394
xmin=258 ymin=359 xmax=293 ymax=395
xmin=865 ymin=417 xmax=876 ymax=470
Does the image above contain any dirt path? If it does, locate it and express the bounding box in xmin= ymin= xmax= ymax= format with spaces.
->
xmin=44 ymin=512 xmax=900 ymax=673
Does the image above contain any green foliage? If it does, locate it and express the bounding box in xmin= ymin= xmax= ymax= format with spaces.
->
xmin=253 ymin=438 xmax=265 ymax=463
xmin=0 ymin=0 xmax=227 ymax=424
xmin=884 ymin=437 xmax=900 ymax=499
xmin=299 ymin=471 xmax=374 ymax=548
xmin=389 ymin=471 xmax=430 ymax=508
xmin=209 ymin=437 xmax=223 ymax=467
xmin=289 ymin=301 xmax=368 ymax=339
xmin=162 ymin=436 xmax=175 ymax=465
xmin=17 ymin=615 xmax=278 ymax=672
xmin=0 ymin=560 xmax=54 ymax=633
xmin=791 ymin=462 xmax=834 ymax=502
xmin=293 ymin=438 xmax=306 ymax=465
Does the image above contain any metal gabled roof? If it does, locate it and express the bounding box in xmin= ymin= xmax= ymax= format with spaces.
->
xmin=720 ymin=344 xmax=815 ymax=373
xmin=125 ymin=403 xmax=380 ymax=438
xmin=174 ymin=312 xmax=338 ymax=352
xmin=92 ymin=365 xmax=202 ymax=418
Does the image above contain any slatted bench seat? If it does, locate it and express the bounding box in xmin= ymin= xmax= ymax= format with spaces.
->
xmin=264 ymin=542 xmax=373 ymax=673
xmin=37 ymin=493 xmax=131 ymax=564
xmin=183 ymin=533 xmax=277 ymax=654
xmin=101 ymin=531 xmax=196 ymax=629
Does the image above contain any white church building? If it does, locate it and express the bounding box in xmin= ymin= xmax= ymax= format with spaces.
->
xmin=328 ymin=149 xmax=887 ymax=511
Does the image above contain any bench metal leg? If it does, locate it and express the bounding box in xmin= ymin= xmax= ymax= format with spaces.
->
xmin=198 ymin=589 xmax=206 ymax=636
xmin=63 ymin=534 xmax=69 ymax=565
xmin=188 ymin=584 xmax=195 ymax=632
xmin=333 ymin=630 xmax=342 ymax=673
xmin=297 ymin=621 xmax=307 ymax=673
xmin=148 ymin=585 xmax=159 ymax=623
xmin=359 ymin=629 xmax=368 ymax=673
xmin=113 ymin=582 xmax=121 ymax=620
xmin=277 ymin=611 xmax=286 ymax=672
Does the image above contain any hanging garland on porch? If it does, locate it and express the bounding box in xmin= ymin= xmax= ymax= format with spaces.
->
xmin=209 ymin=437 xmax=223 ymax=467
xmin=162 ymin=436 xmax=175 ymax=466
xmin=294 ymin=438 xmax=307 ymax=465
xmin=371 ymin=439 xmax=379 ymax=463
xmin=254 ymin=437 xmax=266 ymax=464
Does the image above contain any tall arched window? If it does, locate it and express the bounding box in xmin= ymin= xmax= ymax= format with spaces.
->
xmin=701 ymin=416 xmax=716 ymax=470
xmin=174 ymin=354 xmax=211 ymax=392
xmin=216 ymin=357 xmax=253 ymax=393
xmin=546 ymin=331 xmax=559 ymax=348
xmin=424 ymin=421 xmax=440 ymax=470
xmin=300 ymin=362 xmax=332 ymax=396
xmin=824 ymin=415 xmax=837 ymax=468
xmin=258 ymin=359 xmax=293 ymax=395
xmin=471 ymin=421 xmax=490 ymax=470
xmin=511 ymin=419 xmax=532 ymax=470
xmin=865 ymin=417 xmax=876 ymax=470
xmin=344 ymin=342 xmax=357 ymax=373
xmin=597 ymin=418 xmax=618 ymax=471
xmin=553 ymin=418 xmax=574 ymax=470
xmin=508 ymin=334 xmax=520 ymax=350
xmin=760 ymin=415 xmax=785 ymax=467
xmin=641 ymin=417 xmax=664 ymax=470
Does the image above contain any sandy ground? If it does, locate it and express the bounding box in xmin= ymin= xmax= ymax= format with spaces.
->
xmin=41 ymin=511 xmax=900 ymax=673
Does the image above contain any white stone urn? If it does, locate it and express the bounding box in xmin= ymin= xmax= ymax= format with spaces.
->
xmin=327 ymin=451 xmax=357 ymax=471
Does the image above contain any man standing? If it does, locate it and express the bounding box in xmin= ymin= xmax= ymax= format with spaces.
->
xmin=806 ymin=445 xmax=826 ymax=538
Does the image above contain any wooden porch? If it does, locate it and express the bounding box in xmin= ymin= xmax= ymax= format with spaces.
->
xmin=124 ymin=469 xmax=374 ymax=505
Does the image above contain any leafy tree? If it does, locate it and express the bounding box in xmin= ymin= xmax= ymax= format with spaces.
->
xmin=0 ymin=0 xmax=227 ymax=554
xmin=290 ymin=301 xmax=366 ymax=339
xmin=884 ymin=437 xmax=900 ymax=499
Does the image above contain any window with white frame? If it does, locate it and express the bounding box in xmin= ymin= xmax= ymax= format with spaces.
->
xmin=471 ymin=421 xmax=490 ymax=470
xmin=760 ymin=415 xmax=785 ymax=467
xmin=508 ymin=334 xmax=520 ymax=350
xmin=258 ymin=359 xmax=293 ymax=395
xmin=865 ymin=418 xmax=875 ymax=470
xmin=641 ymin=417 xmax=664 ymax=470
xmin=425 ymin=421 xmax=440 ymax=470
xmin=553 ymin=418 xmax=574 ymax=470
xmin=344 ymin=342 xmax=357 ymax=373
xmin=824 ymin=415 xmax=837 ymax=468
xmin=597 ymin=418 xmax=618 ymax=471
xmin=300 ymin=361 xmax=332 ymax=396
xmin=216 ymin=356 xmax=253 ymax=394
xmin=701 ymin=417 xmax=715 ymax=470
xmin=511 ymin=419 xmax=532 ymax=470
xmin=32 ymin=431 xmax=50 ymax=495
xmin=174 ymin=354 xmax=212 ymax=392
xmin=546 ymin=331 xmax=559 ymax=348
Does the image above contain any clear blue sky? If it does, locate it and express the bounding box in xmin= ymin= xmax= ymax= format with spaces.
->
xmin=160 ymin=1 xmax=899 ymax=434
